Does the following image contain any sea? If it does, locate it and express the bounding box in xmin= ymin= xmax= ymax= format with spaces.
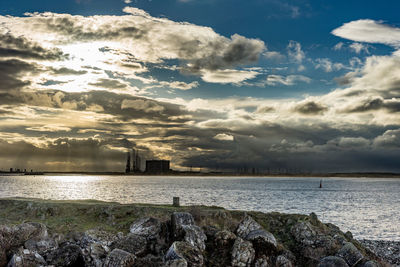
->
xmin=0 ymin=175 xmax=399 ymax=241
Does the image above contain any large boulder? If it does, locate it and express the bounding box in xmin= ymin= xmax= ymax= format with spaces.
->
xmin=45 ymin=243 xmax=85 ymax=267
xmin=246 ymin=229 xmax=277 ymax=254
xmin=231 ymin=237 xmax=255 ymax=267
xmin=24 ymin=237 xmax=57 ymax=254
xmin=291 ymin=221 xmax=341 ymax=261
xmin=171 ymin=212 xmax=195 ymax=239
xmin=89 ymin=242 xmax=108 ymax=267
xmin=317 ymin=256 xmax=349 ymax=267
xmin=109 ymin=234 xmax=147 ymax=257
xmin=130 ymin=218 xmax=161 ymax=240
xmin=165 ymin=241 xmax=203 ymax=267
xmin=236 ymin=216 xmax=263 ymax=239
xmin=104 ymin=249 xmax=136 ymax=267
xmin=363 ymin=260 xmax=380 ymax=267
xmin=336 ymin=243 xmax=364 ymax=267
xmin=133 ymin=254 xmax=164 ymax=267
xmin=170 ymin=212 xmax=206 ymax=251
xmin=254 ymin=255 xmax=270 ymax=267
xmin=6 ymin=249 xmax=46 ymax=267
xmin=182 ymin=225 xmax=206 ymax=251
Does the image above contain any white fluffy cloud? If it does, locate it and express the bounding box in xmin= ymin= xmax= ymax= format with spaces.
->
xmin=332 ymin=19 xmax=400 ymax=47
xmin=265 ymin=74 xmax=311 ymax=86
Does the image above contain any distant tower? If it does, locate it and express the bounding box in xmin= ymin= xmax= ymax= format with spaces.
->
xmin=135 ymin=150 xmax=141 ymax=172
xmin=125 ymin=151 xmax=131 ymax=173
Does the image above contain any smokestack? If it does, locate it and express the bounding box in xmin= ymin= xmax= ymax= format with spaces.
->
xmin=125 ymin=151 xmax=131 ymax=173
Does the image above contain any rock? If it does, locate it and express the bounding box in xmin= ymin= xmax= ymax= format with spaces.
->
xmin=236 ymin=216 xmax=262 ymax=239
xmin=254 ymin=255 xmax=270 ymax=267
xmin=231 ymin=237 xmax=255 ymax=267
xmin=171 ymin=212 xmax=195 ymax=239
xmin=130 ymin=218 xmax=161 ymax=240
xmin=165 ymin=258 xmax=188 ymax=267
xmin=317 ymin=256 xmax=349 ymax=267
xmin=104 ymin=249 xmax=136 ymax=267
xmin=344 ymin=231 xmax=353 ymax=240
xmin=207 ymin=230 xmax=237 ymax=266
xmin=11 ymin=223 xmax=48 ymax=247
xmin=109 ymin=233 xmax=147 ymax=257
xmin=336 ymin=243 xmax=364 ymax=267
xmin=363 ymin=260 xmax=380 ymax=267
xmin=275 ymin=255 xmax=293 ymax=267
xmin=45 ymin=243 xmax=85 ymax=267
xmin=165 ymin=241 xmax=203 ymax=267
xmin=246 ymin=229 xmax=277 ymax=253
xmin=291 ymin=221 xmax=341 ymax=261
xmin=89 ymin=242 xmax=108 ymax=266
xmin=24 ymin=237 xmax=57 ymax=253
xmin=182 ymin=225 xmax=207 ymax=251
xmin=6 ymin=250 xmax=46 ymax=267
xmin=133 ymin=254 xmax=164 ymax=267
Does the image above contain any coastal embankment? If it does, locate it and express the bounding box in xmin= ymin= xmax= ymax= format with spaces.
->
xmin=0 ymin=198 xmax=397 ymax=266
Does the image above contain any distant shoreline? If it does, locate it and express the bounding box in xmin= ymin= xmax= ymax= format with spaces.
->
xmin=1 ymin=171 xmax=400 ymax=178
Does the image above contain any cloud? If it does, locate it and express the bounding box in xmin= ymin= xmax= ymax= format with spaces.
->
xmin=349 ymin=42 xmax=370 ymax=54
xmin=213 ymin=133 xmax=234 ymax=141
xmin=160 ymin=81 xmax=199 ymax=90
xmin=314 ymin=58 xmax=344 ymax=72
xmin=0 ymin=59 xmax=39 ymax=90
xmin=0 ymin=11 xmax=265 ymax=84
xmin=333 ymin=42 xmax=344 ymax=51
xmin=263 ymin=51 xmax=286 ymax=61
xmin=201 ymin=69 xmax=259 ymax=84
xmin=294 ymin=100 xmax=328 ymax=115
xmin=89 ymin=78 xmax=128 ymax=89
xmin=124 ymin=0 xmax=132 ymax=3
xmin=287 ymin=40 xmax=305 ymax=63
xmin=265 ymin=74 xmax=311 ymax=86
xmin=332 ymin=19 xmax=400 ymax=47
xmin=0 ymin=33 xmax=67 ymax=61
xmin=121 ymin=98 xmax=165 ymax=113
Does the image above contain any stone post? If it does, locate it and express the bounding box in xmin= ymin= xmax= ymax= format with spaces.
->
xmin=173 ymin=197 xmax=180 ymax=207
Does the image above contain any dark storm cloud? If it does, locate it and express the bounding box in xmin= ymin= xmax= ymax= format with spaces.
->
xmin=344 ymin=97 xmax=400 ymax=113
xmin=0 ymin=33 xmax=67 ymax=60
xmin=0 ymin=59 xmax=39 ymax=90
xmin=294 ymin=100 xmax=328 ymax=115
xmin=51 ymin=67 xmax=87 ymax=75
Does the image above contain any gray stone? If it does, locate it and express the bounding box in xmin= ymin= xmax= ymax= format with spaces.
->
xmin=318 ymin=256 xmax=349 ymax=267
xmin=236 ymin=216 xmax=262 ymax=239
xmin=246 ymin=229 xmax=277 ymax=252
xmin=6 ymin=250 xmax=46 ymax=267
xmin=363 ymin=260 xmax=380 ymax=267
xmin=104 ymin=249 xmax=135 ymax=267
xmin=165 ymin=258 xmax=188 ymax=267
xmin=254 ymin=256 xmax=270 ymax=267
xmin=129 ymin=218 xmax=161 ymax=240
xmin=275 ymin=255 xmax=293 ymax=267
xmin=182 ymin=225 xmax=206 ymax=251
xmin=336 ymin=243 xmax=364 ymax=267
xmin=45 ymin=243 xmax=85 ymax=267
xmin=215 ymin=230 xmax=236 ymax=247
xmin=24 ymin=237 xmax=57 ymax=253
xmin=110 ymin=233 xmax=147 ymax=256
xmin=231 ymin=237 xmax=255 ymax=267
xmin=171 ymin=212 xmax=195 ymax=239
xmin=165 ymin=241 xmax=203 ymax=267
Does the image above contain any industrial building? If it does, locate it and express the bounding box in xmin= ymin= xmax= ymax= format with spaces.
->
xmin=125 ymin=149 xmax=142 ymax=173
xmin=145 ymin=160 xmax=170 ymax=174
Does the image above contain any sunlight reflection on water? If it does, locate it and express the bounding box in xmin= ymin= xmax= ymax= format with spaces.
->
xmin=0 ymin=175 xmax=399 ymax=241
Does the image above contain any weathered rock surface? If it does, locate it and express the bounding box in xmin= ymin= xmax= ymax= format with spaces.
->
xmin=246 ymin=229 xmax=277 ymax=253
xmin=336 ymin=242 xmax=364 ymax=267
xmin=7 ymin=249 xmax=46 ymax=267
xmin=0 ymin=205 xmax=391 ymax=267
xmin=165 ymin=241 xmax=203 ymax=267
xmin=236 ymin=215 xmax=263 ymax=239
xmin=45 ymin=243 xmax=85 ymax=266
xmin=130 ymin=217 xmax=161 ymax=240
xmin=110 ymin=233 xmax=147 ymax=257
xmin=104 ymin=248 xmax=136 ymax=267
xmin=231 ymin=237 xmax=255 ymax=267
xmin=317 ymin=256 xmax=349 ymax=267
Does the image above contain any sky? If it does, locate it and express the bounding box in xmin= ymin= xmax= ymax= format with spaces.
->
xmin=1 ymin=0 xmax=400 ymax=172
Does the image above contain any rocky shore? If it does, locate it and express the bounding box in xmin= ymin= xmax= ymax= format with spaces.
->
xmin=0 ymin=198 xmax=394 ymax=266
